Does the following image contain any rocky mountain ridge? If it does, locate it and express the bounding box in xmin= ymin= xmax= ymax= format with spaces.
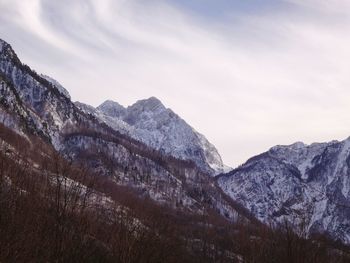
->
xmin=218 ymin=138 xmax=350 ymax=244
xmin=76 ymin=97 xmax=229 ymax=176
xmin=2 ymin=37 xmax=350 ymax=246
xmin=0 ymin=38 xmax=249 ymax=224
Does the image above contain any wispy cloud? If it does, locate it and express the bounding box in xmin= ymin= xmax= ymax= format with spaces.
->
xmin=1 ymin=0 xmax=350 ymax=166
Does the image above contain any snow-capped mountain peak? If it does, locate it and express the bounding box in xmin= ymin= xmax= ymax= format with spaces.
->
xmin=88 ymin=97 xmax=229 ymax=175
xmin=0 ymin=38 xmax=241 ymax=227
xmin=0 ymin=37 xmax=228 ymax=175
xmin=130 ymin=96 xmax=165 ymax=111
xmin=218 ymin=138 xmax=350 ymax=244
xmin=97 ymin=100 xmax=126 ymax=118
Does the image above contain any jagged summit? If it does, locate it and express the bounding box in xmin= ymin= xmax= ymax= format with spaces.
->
xmin=0 ymin=38 xmax=241 ymax=230
xmin=86 ymin=96 xmax=228 ymax=175
xmin=0 ymin=38 xmax=226 ymax=175
xmin=129 ymin=96 xmax=165 ymax=110
xmin=218 ymin=137 xmax=350 ymax=244
xmin=124 ymin=97 xmax=169 ymax=127
xmin=97 ymin=97 xmax=166 ymax=122
xmin=97 ymin=100 xmax=126 ymax=118
xmin=138 ymin=96 xmax=163 ymax=105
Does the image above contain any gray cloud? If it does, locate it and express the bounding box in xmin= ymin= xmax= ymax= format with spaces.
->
xmin=1 ymin=0 xmax=350 ymax=166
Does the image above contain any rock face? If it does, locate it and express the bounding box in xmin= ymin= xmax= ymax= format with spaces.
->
xmin=41 ymin=74 xmax=71 ymax=99
xmin=0 ymin=39 xmax=78 ymax=148
xmin=218 ymin=140 xmax=350 ymax=244
xmin=0 ymin=38 xmax=244 ymax=223
xmin=76 ymin=97 xmax=229 ymax=175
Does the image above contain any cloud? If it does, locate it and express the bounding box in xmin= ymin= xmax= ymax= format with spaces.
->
xmin=286 ymin=0 xmax=350 ymax=14
xmin=0 ymin=0 xmax=350 ymax=166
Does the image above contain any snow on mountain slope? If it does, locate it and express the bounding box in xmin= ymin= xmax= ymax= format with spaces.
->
xmin=97 ymin=100 xmax=126 ymax=119
xmin=0 ymin=39 xmax=79 ymax=148
xmin=76 ymin=97 xmax=229 ymax=175
xmin=218 ymin=138 xmax=350 ymax=244
xmin=75 ymin=101 xmax=132 ymax=135
xmin=0 ymin=38 xmax=243 ymax=223
xmin=41 ymin=74 xmax=71 ymax=99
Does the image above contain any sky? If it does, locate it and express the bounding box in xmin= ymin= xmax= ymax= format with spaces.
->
xmin=1 ymin=0 xmax=350 ymax=167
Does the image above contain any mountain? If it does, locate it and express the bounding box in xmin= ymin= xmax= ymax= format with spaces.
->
xmin=75 ymin=97 xmax=230 ymax=175
xmin=1 ymin=38 xmax=349 ymax=262
xmin=218 ymin=139 xmax=350 ymax=244
xmin=0 ymin=39 xmax=78 ymax=148
xmin=41 ymin=74 xmax=71 ymax=99
xmin=0 ymin=38 xmax=243 ymax=222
